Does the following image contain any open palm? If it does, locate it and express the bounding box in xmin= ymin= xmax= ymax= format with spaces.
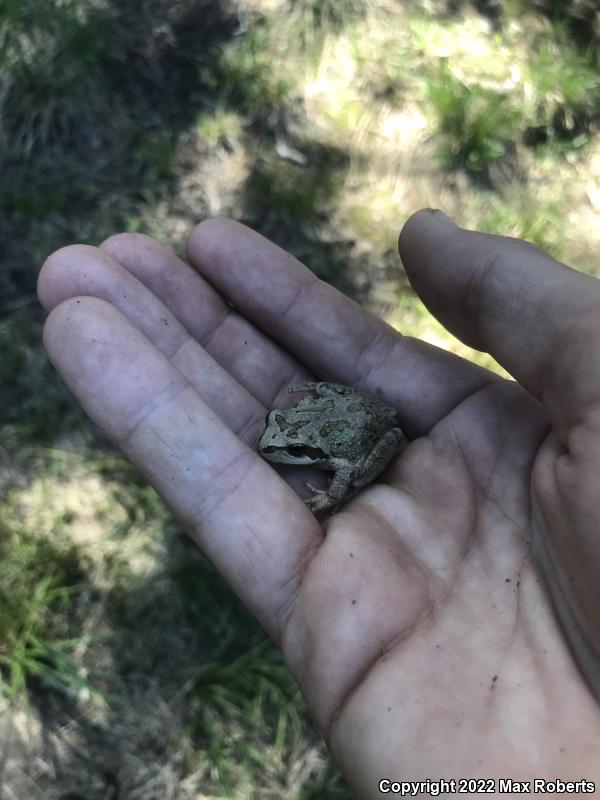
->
xmin=38 ymin=210 xmax=600 ymax=796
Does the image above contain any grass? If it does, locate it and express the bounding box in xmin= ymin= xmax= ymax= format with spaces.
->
xmin=0 ymin=1 xmax=113 ymax=154
xmin=184 ymin=642 xmax=303 ymax=792
xmin=197 ymin=105 xmax=246 ymax=152
xmin=289 ymin=0 xmax=369 ymax=69
xmin=524 ymin=24 xmax=600 ymax=148
xmin=426 ymin=63 xmax=522 ymax=171
xmin=424 ymin=21 xmax=600 ymax=171
xmin=202 ymin=17 xmax=293 ymax=117
xmin=476 ymin=198 xmax=566 ymax=258
xmin=0 ymin=505 xmax=89 ymax=701
xmin=0 ymin=312 xmax=85 ymax=447
xmin=1 ymin=0 xmax=599 ymax=795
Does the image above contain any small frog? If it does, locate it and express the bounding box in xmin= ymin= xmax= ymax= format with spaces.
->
xmin=257 ymin=381 xmax=406 ymax=513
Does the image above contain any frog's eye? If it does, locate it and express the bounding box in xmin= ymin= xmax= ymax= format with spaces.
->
xmin=288 ymin=444 xmax=309 ymax=455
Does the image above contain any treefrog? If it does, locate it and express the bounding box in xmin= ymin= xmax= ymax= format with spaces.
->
xmin=257 ymin=381 xmax=405 ymax=513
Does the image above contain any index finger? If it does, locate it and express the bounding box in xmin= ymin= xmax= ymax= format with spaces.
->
xmin=187 ymin=218 xmax=497 ymax=438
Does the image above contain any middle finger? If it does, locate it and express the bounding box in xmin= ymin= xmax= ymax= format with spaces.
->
xmin=38 ymin=241 xmax=310 ymax=443
xmin=100 ymin=232 xmax=312 ymax=409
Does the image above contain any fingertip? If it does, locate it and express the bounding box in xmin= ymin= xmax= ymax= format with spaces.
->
xmin=43 ymin=294 xmax=88 ymax=345
xmin=398 ymin=209 xmax=457 ymax=268
xmin=42 ymin=295 xmax=117 ymax=362
xmin=38 ymin=244 xmax=106 ymax=311
xmin=99 ymin=231 xmax=170 ymax=268
xmin=100 ymin=231 xmax=151 ymax=252
xmin=37 ymin=248 xmax=68 ymax=311
xmin=42 ymin=295 xmax=82 ymax=368
xmin=186 ymin=216 xmax=237 ymax=266
xmin=37 ymin=261 xmax=54 ymax=312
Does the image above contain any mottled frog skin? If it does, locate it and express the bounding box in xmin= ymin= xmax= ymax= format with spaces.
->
xmin=257 ymin=381 xmax=405 ymax=512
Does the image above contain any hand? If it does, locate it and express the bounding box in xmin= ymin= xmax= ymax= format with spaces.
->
xmin=38 ymin=211 xmax=600 ymax=795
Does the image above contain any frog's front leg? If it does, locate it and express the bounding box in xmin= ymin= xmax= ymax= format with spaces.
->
xmin=303 ymin=464 xmax=355 ymax=513
xmin=352 ymin=428 xmax=405 ymax=488
xmin=288 ymin=381 xmax=352 ymax=398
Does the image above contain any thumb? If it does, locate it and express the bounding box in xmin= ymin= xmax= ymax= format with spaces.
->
xmin=399 ymin=209 xmax=600 ymax=440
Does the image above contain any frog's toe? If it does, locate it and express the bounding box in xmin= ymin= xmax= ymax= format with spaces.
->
xmin=304 ymin=494 xmax=334 ymax=513
xmin=303 ymin=479 xmax=323 ymax=493
xmin=302 ymin=482 xmax=335 ymax=512
xmin=288 ymin=382 xmax=318 ymax=394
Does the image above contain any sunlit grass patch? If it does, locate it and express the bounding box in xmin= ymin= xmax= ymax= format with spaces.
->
xmin=184 ymin=642 xmax=301 ymax=786
xmin=302 ymin=38 xmax=370 ymax=143
xmin=409 ymin=13 xmax=517 ymax=82
xmin=0 ymin=502 xmax=90 ymax=702
xmin=474 ymin=197 xmax=565 ymax=258
xmin=505 ymin=0 xmax=600 ymax=50
xmin=287 ymin=0 xmax=369 ymax=74
xmin=3 ymin=455 xmax=347 ymax=793
xmin=335 ymin=162 xmax=432 ymax=266
xmin=180 ymin=635 xmax=350 ymax=797
xmin=196 ymin=105 xmax=245 ymax=152
xmin=385 ymin=295 xmax=511 ymax=378
xmin=426 ymin=64 xmax=523 ymax=172
xmin=523 ymin=24 xmax=600 ymax=150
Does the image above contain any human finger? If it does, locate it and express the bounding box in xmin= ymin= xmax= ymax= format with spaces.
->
xmin=399 ymin=209 xmax=600 ymax=436
xmin=186 ymin=218 xmax=498 ymax=438
xmin=98 ymin=233 xmax=311 ymax=409
xmin=38 ymin=241 xmax=309 ymax=418
xmin=42 ymin=296 xmax=322 ymax=639
xmin=37 ymin=245 xmax=336 ymax=500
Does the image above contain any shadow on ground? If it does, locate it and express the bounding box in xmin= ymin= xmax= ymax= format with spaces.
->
xmin=1 ymin=0 xmax=376 ymax=456
xmin=0 ymin=0 xmax=370 ymax=307
xmin=10 ymin=518 xmax=351 ymax=798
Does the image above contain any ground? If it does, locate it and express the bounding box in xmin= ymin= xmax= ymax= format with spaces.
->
xmin=1 ymin=0 xmax=599 ymax=797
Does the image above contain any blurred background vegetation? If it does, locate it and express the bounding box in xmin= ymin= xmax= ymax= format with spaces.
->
xmin=1 ymin=0 xmax=599 ymax=796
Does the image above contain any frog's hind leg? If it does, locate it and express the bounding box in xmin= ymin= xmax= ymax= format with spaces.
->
xmin=303 ymin=464 xmax=354 ymax=512
xmin=288 ymin=382 xmax=319 ymax=395
xmin=352 ymin=428 xmax=406 ymax=488
xmin=290 ymin=382 xmax=353 ymax=398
